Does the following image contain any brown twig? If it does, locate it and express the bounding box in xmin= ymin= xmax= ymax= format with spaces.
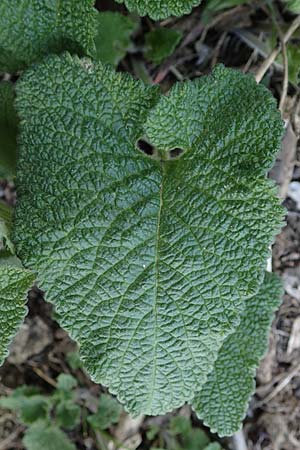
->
xmin=256 ymin=363 xmax=300 ymax=407
xmin=32 ymin=367 xmax=57 ymax=388
xmin=0 ymin=426 xmax=25 ymax=450
xmin=279 ymin=37 xmax=289 ymax=113
xmin=268 ymin=3 xmax=289 ymax=112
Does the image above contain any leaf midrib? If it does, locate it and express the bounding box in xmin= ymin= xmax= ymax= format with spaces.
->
xmin=147 ymin=161 xmax=164 ymax=410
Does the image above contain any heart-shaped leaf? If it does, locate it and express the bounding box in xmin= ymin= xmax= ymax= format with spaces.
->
xmin=14 ymin=54 xmax=283 ymax=416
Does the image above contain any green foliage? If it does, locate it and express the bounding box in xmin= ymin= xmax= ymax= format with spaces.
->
xmin=94 ymin=12 xmax=137 ymax=67
xmin=56 ymin=374 xmax=78 ymax=392
xmin=193 ymin=273 xmax=282 ymax=436
xmin=23 ymin=421 xmax=76 ymax=450
xmin=0 ymin=202 xmax=14 ymax=253
xmin=0 ymin=376 xmax=124 ymax=449
xmin=169 ymin=416 xmax=211 ymax=449
xmin=0 ymin=386 xmax=48 ymax=424
xmin=13 ymin=53 xmax=283 ymax=424
xmin=0 ymin=267 xmax=34 ymax=364
xmin=145 ymin=28 xmax=182 ymax=64
xmin=204 ymin=444 xmax=223 ymax=450
xmin=0 ymin=81 xmax=18 ymax=178
xmin=56 ymin=400 xmax=81 ymax=429
xmin=284 ymin=0 xmax=300 ymax=13
xmin=0 ymin=0 xmax=97 ymax=73
xmin=286 ymin=45 xmax=300 ymax=86
xmin=204 ymin=0 xmax=248 ymax=12
xmin=0 ymin=374 xmax=79 ymax=449
xmin=201 ymin=0 xmax=248 ymax=22
xmin=116 ymin=0 xmax=203 ymax=20
xmin=148 ymin=415 xmax=224 ymax=450
xmin=87 ymin=394 xmax=122 ymax=430
xmin=1 ymin=379 xmax=224 ymax=449
xmin=66 ymin=351 xmax=82 ymax=370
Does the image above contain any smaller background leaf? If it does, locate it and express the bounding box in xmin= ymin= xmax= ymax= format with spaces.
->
xmin=23 ymin=421 xmax=76 ymax=450
xmin=56 ymin=400 xmax=81 ymax=430
xmin=204 ymin=0 xmax=248 ymax=12
xmin=0 ymin=202 xmax=14 ymax=253
xmin=169 ymin=416 xmax=211 ymax=449
xmin=204 ymin=444 xmax=224 ymax=450
xmin=286 ymin=45 xmax=300 ymax=86
xmin=145 ymin=28 xmax=182 ymax=64
xmin=87 ymin=394 xmax=122 ymax=431
xmin=0 ymin=0 xmax=98 ymax=73
xmin=284 ymin=0 xmax=300 ymax=13
xmin=0 ymin=81 xmax=17 ymax=178
xmin=56 ymin=374 xmax=77 ymax=392
xmin=66 ymin=351 xmax=82 ymax=370
xmin=94 ymin=12 xmax=138 ymax=66
xmin=0 ymin=386 xmax=48 ymax=424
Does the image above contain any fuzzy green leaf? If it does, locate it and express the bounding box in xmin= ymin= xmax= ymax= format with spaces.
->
xmin=116 ymin=0 xmax=202 ymax=20
xmin=0 ymin=391 xmax=49 ymax=424
xmin=56 ymin=374 xmax=77 ymax=392
xmin=0 ymin=0 xmax=97 ymax=73
xmin=0 ymin=267 xmax=34 ymax=364
xmin=145 ymin=28 xmax=182 ymax=64
xmin=56 ymin=400 xmax=81 ymax=429
xmin=23 ymin=421 xmax=76 ymax=450
xmin=14 ymin=54 xmax=283 ymax=417
xmin=0 ymin=81 xmax=18 ymax=178
xmin=193 ymin=272 xmax=283 ymax=436
xmin=169 ymin=416 xmax=210 ymax=449
xmin=204 ymin=444 xmax=224 ymax=450
xmin=66 ymin=351 xmax=82 ymax=370
xmin=88 ymin=394 xmax=122 ymax=430
xmin=94 ymin=12 xmax=137 ymax=67
xmin=285 ymin=0 xmax=300 ymax=13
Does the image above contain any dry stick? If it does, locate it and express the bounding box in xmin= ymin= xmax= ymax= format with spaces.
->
xmin=269 ymin=5 xmax=290 ymax=113
xmin=255 ymin=14 xmax=300 ymax=83
xmin=279 ymin=38 xmax=289 ymax=113
xmin=32 ymin=367 xmax=57 ymax=388
xmin=0 ymin=426 xmax=24 ymax=450
xmin=256 ymin=362 xmax=300 ymax=407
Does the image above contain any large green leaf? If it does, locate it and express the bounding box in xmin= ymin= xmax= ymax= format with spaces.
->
xmin=0 ymin=0 xmax=97 ymax=73
xmin=14 ymin=54 xmax=283 ymax=416
xmin=116 ymin=0 xmax=202 ymax=20
xmin=0 ymin=267 xmax=34 ymax=364
xmin=193 ymin=272 xmax=283 ymax=436
xmin=0 ymin=81 xmax=18 ymax=178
